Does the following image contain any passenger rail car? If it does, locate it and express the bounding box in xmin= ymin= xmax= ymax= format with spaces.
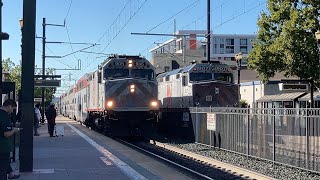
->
xmin=157 ymin=62 xmax=239 ymax=138
xmin=84 ymin=55 xmax=159 ymax=137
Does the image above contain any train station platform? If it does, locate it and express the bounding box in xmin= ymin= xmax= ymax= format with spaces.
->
xmin=9 ymin=115 xmax=187 ymax=180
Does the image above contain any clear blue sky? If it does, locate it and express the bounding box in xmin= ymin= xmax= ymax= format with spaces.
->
xmin=2 ymin=0 xmax=266 ymax=95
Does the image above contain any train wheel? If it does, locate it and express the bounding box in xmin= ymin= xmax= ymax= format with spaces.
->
xmin=102 ymin=119 xmax=114 ymax=138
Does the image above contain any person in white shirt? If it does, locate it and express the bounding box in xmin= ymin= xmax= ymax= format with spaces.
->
xmin=34 ymin=104 xmax=42 ymax=136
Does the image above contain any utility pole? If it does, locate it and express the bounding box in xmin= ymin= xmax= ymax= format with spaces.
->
xmin=41 ymin=18 xmax=46 ymax=123
xmin=38 ymin=18 xmax=65 ymax=122
xmin=207 ymin=0 xmax=211 ymax=63
xmin=20 ymin=0 xmax=36 ymax=172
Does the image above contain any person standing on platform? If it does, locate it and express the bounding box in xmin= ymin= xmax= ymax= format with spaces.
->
xmin=0 ymin=99 xmax=20 ymax=180
xmin=45 ymin=103 xmax=57 ymax=137
xmin=34 ymin=104 xmax=41 ymax=136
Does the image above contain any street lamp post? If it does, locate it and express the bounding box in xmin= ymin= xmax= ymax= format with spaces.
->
xmin=235 ymin=52 xmax=243 ymax=85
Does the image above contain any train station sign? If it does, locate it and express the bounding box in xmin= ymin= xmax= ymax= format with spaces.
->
xmin=34 ymin=79 xmax=61 ymax=87
xmin=34 ymin=98 xmax=45 ymax=102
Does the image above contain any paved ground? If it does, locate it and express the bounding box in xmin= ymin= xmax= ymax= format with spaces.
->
xmin=9 ymin=116 xmax=194 ymax=180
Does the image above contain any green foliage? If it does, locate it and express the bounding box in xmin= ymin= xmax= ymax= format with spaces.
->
xmin=240 ymin=99 xmax=249 ymax=108
xmin=248 ymin=0 xmax=320 ymax=83
xmin=2 ymin=58 xmax=21 ymax=95
xmin=2 ymin=58 xmax=56 ymax=102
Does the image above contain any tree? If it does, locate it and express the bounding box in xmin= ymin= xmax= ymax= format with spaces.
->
xmin=2 ymin=58 xmax=21 ymax=95
xmin=248 ymin=0 xmax=320 ymax=83
xmin=2 ymin=58 xmax=56 ymax=103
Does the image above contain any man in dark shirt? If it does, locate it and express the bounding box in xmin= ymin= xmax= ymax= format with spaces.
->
xmin=45 ymin=103 xmax=57 ymax=137
xmin=0 ymin=99 xmax=19 ymax=180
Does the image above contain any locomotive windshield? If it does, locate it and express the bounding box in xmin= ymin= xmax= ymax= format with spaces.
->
xmin=189 ymin=73 xmax=212 ymax=82
xmin=104 ymin=69 xmax=129 ymax=79
xmin=214 ymin=73 xmax=233 ymax=83
xmin=131 ymin=69 xmax=154 ymax=80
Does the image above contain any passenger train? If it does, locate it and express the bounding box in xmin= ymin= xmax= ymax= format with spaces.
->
xmin=157 ymin=61 xmax=239 ymax=137
xmin=59 ymin=55 xmax=159 ymax=137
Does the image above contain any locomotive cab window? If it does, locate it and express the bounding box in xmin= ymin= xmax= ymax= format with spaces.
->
xmin=189 ymin=73 xmax=212 ymax=82
xmin=104 ymin=69 xmax=129 ymax=79
xmin=131 ymin=69 xmax=154 ymax=80
xmin=214 ymin=73 xmax=233 ymax=83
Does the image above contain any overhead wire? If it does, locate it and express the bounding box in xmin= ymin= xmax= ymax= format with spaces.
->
xmin=140 ymin=0 xmax=265 ymax=58
xmin=146 ymin=0 xmax=200 ymax=33
xmin=72 ymin=0 xmax=133 ymax=79
xmin=74 ymin=0 xmax=149 ymax=80
xmin=147 ymin=0 xmax=266 ymax=66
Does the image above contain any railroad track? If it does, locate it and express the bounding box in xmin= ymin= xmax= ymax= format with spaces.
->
xmin=116 ymin=138 xmax=214 ymax=180
xmin=116 ymin=138 xmax=274 ymax=180
xmin=152 ymin=141 xmax=274 ymax=180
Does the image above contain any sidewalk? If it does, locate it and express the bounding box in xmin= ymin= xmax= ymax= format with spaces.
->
xmin=11 ymin=116 xmax=134 ymax=180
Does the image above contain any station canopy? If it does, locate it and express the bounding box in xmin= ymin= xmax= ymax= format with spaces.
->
xmin=257 ymin=92 xmax=306 ymax=102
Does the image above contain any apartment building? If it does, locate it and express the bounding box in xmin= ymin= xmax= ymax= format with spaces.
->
xmin=150 ymin=30 xmax=256 ymax=74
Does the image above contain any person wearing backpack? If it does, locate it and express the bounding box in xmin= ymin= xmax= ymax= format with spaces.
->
xmin=45 ymin=103 xmax=57 ymax=137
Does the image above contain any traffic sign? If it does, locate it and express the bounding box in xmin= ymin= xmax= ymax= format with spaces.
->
xmin=34 ymin=80 xmax=61 ymax=87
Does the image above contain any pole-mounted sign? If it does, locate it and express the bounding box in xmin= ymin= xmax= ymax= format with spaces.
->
xmin=34 ymin=79 xmax=61 ymax=87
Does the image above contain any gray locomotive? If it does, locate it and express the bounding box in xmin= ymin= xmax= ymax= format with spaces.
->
xmin=82 ymin=55 xmax=159 ymax=137
xmin=157 ymin=61 xmax=239 ymax=138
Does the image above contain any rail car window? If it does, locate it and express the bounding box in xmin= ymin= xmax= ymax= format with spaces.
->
xmin=104 ymin=69 xmax=129 ymax=79
xmin=214 ymin=73 xmax=233 ymax=83
xmin=131 ymin=69 xmax=154 ymax=80
xmin=189 ymin=73 xmax=212 ymax=82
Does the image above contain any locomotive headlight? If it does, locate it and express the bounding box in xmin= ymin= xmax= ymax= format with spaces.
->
xmin=128 ymin=59 xmax=133 ymax=67
xmin=106 ymin=100 xmax=113 ymax=107
xmin=150 ymin=101 xmax=158 ymax=107
xmin=130 ymin=84 xmax=135 ymax=93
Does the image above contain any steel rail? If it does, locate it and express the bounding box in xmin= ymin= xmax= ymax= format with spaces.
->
xmin=115 ymin=138 xmax=214 ymax=180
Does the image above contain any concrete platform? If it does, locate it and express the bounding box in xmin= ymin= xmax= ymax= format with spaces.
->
xmin=11 ymin=116 xmax=139 ymax=180
xmin=10 ymin=115 xmax=193 ymax=180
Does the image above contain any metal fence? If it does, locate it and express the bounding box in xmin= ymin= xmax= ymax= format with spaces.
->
xmin=189 ymin=107 xmax=320 ymax=172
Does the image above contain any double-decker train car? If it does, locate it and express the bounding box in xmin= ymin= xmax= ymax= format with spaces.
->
xmin=82 ymin=55 xmax=159 ymax=137
xmin=59 ymin=86 xmax=75 ymax=119
xmin=157 ymin=61 xmax=239 ymax=137
xmin=74 ymin=74 xmax=90 ymax=122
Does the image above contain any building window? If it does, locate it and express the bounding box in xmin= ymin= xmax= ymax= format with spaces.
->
xmin=213 ymin=44 xmax=217 ymax=54
xmin=240 ymin=39 xmax=247 ymax=45
xmin=225 ymin=46 xmax=234 ymax=53
xmin=219 ymin=44 xmax=224 ymax=54
xmin=240 ymin=46 xmax=248 ymax=53
xmin=226 ymin=38 xmax=234 ymax=45
xmin=165 ymin=75 xmax=170 ymax=81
